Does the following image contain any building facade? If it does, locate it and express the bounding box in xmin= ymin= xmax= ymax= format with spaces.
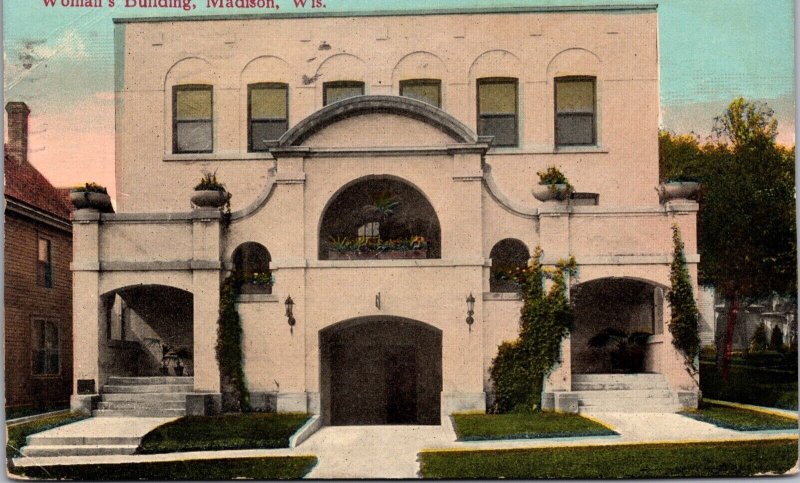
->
xmin=5 ymin=102 xmax=74 ymax=412
xmin=72 ymin=5 xmax=701 ymax=422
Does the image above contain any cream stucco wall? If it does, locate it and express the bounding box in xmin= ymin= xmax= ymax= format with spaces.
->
xmin=73 ymin=7 xmax=701 ymax=417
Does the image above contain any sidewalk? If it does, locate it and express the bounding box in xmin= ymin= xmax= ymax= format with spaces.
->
xmin=11 ymin=412 xmax=799 ymax=479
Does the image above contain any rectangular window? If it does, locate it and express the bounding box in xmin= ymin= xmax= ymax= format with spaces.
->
xmin=477 ymin=78 xmax=518 ymax=147
xmin=555 ymin=77 xmax=596 ymax=146
xmin=32 ymin=320 xmax=59 ymax=376
xmin=249 ymin=83 xmax=289 ymax=152
xmin=323 ymin=81 xmax=365 ymax=106
xmin=400 ymin=79 xmax=441 ymax=108
xmin=37 ymin=238 xmax=53 ymax=288
xmin=173 ymin=85 xmax=213 ymax=153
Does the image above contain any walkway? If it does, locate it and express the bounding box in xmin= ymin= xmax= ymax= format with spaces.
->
xmin=11 ymin=412 xmax=798 ymax=478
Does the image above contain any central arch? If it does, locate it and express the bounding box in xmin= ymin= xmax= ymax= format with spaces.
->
xmin=319 ymin=317 xmax=442 ymax=426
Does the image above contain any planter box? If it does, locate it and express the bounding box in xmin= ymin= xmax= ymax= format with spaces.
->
xmin=240 ymin=282 xmax=273 ymax=294
xmin=191 ymin=189 xmax=229 ymax=208
xmin=532 ymin=183 xmax=572 ymax=202
xmin=70 ymin=191 xmax=113 ymax=212
xmin=659 ymin=181 xmax=700 ymax=202
xmin=327 ymin=249 xmax=428 ymax=260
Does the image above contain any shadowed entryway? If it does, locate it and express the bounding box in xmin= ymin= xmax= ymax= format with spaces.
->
xmin=320 ymin=317 xmax=442 ymax=426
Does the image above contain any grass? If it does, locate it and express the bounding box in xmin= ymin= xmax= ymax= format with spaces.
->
xmin=10 ymin=456 xmax=317 ymax=480
xmin=137 ymin=413 xmax=310 ymax=454
xmin=680 ymin=402 xmax=798 ymax=431
xmin=419 ymin=439 xmax=799 ymax=478
xmin=700 ymin=360 xmax=798 ymax=410
xmin=6 ymin=412 xmax=87 ymax=460
xmin=5 ymin=405 xmax=69 ymax=420
xmin=453 ymin=412 xmax=616 ymax=441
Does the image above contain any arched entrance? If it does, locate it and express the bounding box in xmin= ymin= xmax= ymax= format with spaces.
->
xmin=99 ymin=285 xmax=193 ymax=379
xmin=320 ymin=317 xmax=442 ymax=426
xmin=571 ymin=278 xmax=664 ymax=374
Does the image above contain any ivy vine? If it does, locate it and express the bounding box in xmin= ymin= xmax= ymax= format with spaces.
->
xmin=216 ymin=275 xmax=250 ymax=412
xmin=490 ymin=248 xmax=577 ymax=413
xmin=667 ymin=224 xmax=701 ymax=382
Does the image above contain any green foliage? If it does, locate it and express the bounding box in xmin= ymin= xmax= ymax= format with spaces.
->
xmin=6 ymin=413 xmax=87 ymax=461
xmin=659 ymin=98 xmax=796 ymax=300
xmin=490 ymin=249 xmax=576 ymax=413
xmin=70 ymin=182 xmax=108 ymax=194
xmin=587 ymin=328 xmax=651 ymax=373
xmin=328 ymin=235 xmax=429 ymax=253
xmin=667 ymin=225 xmax=701 ymax=379
xmin=452 ymin=413 xmax=615 ymax=441
xmin=750 ymin=323 xmax=769 ymax=352
xmin=536 ymin=166 xmax=573 ymax=192
xmin=770 ymin=325 xmax=785 ymax=352
xmin=195 ymin=170 xmax=226 ymax=191
xmin=699 ymin=360 xmax=797 ymax=410
xmin=216 ymin=275 xmax=250 ymax=412
xmin=680 ymin=402 xmax=797 ymax=431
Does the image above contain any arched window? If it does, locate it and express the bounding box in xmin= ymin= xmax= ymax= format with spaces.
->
xmin=319 ymin=177 xmax=441 ymax=260
xmin=490 ymin=239 xmax=530 ymax=293
xmin=232 ymin=242 xmax=272 ymax=294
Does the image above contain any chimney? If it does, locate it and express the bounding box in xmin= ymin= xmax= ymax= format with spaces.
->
xmin=5 ymin=102 xmax=30 ymax=163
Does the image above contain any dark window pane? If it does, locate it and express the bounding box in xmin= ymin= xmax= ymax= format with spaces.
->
xmin=479 ymin=115 xmax=517 ymax=146
xmin=251 ymin=120 xmax=288 ymax=150
xmin=176 ymin=122 xmax=213 ymax=152
xmin=48 ymin=353 xmax=60 ymax=374
xmin=400 ymin=81 xmax=441 ymax=107
xmin=556 ymin=113 xmax=594 ymax=145
xmin=35 ymin=350 xmax=47 ymax=375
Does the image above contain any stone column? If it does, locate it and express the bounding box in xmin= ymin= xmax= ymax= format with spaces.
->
xmin=71 ymin=211 xmax=102 ymax=414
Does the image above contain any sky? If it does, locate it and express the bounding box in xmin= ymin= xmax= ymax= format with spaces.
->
xmin=2 ymin=0 xmax=796 ymax=201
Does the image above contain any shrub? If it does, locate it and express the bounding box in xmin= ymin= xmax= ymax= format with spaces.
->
xmin=536 ymin=166 xmax=573 ymax=192
xmin=770 ymin=325 xmax=785 ymax=352
xmin=667 ymin=225 xmax=701 ymax=380
xmin=216 ymin=276 xmax=250 ymax=412
xmin=195 ymin=171 xmax=226 ymax=192
xmin=750 ymin=323 xmax=768 ymax=352
xmin=489 ymin=248 xmax=576 ymax=413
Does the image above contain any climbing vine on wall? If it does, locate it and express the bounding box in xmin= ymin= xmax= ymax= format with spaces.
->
xmin=490 ymin=248 xmax=577 ymax=413
xmin=667 ymin=224 xmax=701 ymax=383
xmin=216 ymin=275 xmax=251 ymax=412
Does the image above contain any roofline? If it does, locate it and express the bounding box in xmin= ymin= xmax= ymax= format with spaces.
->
xmin=113 ymin=4 xmax=658 ymax=24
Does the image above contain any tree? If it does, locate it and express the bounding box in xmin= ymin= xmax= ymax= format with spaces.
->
xmin=660 ymin=97 xmax=796 ymax=377
xmin=667 ymin=225 xmax=701 ymax=382
xmin=770 ymin=325 xmax=785 ymax=352
xmin=750 ymin=323 xmax=768 ymax=352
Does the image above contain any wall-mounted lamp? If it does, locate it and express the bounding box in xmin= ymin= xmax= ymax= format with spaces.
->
xmin=285 ymin=295 xmax=296 ymax=334
xmin=466 ymin=293 xmax=475 ymax=331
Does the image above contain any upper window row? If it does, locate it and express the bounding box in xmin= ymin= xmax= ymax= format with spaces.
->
xmin=172 ymin=77 xmax=596 ymax=153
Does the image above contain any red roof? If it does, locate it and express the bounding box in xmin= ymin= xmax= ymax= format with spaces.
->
xmin=4 ymin=152 xmax=72 ymax=220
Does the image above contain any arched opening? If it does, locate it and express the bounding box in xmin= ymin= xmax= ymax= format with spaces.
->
xmin=100 ymin=285 xmax=193 ymax=379
xmin=571 ymin=278 xmax=664 ymax=374
xmin=318 ymin=177 xmax=441 ymax=260
xmin=319 ymin=317 xmax=442 ymax=426
xmin=233 ymin=242 xmax=272 ymax=294
xmin=489 ymin=238 xmax=530 ymax=292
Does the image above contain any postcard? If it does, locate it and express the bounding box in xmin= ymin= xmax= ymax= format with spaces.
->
xmin=4 ymin=0 xmax=798 ymax=479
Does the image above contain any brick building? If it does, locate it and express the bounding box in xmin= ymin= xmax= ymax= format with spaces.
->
xmin=5 ymin=102 xmax=74 ymax=412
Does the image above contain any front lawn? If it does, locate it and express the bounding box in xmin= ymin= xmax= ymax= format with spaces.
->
xmin=453 ymin=412 xmax=616 ymax=441
xmin=680 ymin=402 xmax=798 ymax=431
xmin=419 ymin=439 xmax=798 ymax=478
xmin=11 ymin=456 xmax=317 ymax=480
xmin=6 ymin=412 xmax=87 ymax=460
xmin=6 ymin=405 xmax=69 ymax=421
xmin=137 ymin=413 xmax=310 ymax=454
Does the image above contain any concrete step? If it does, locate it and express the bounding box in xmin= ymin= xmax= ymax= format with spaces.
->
xmin=101 ymin=392 xmax=188 ymax=402
xmin=572 ymin=374 xmax=670 ymax=391
xmin=572 ymin=390 xmax=675 ymax=401
xmin=92 ymin=409 xmax=186 ymax=418
xmin=579 ymin=403 xmax=681 ymax=413
xmin=21 ymin=444 xmax=138 ymax=457
xmin=97 ymin=401 xmax=186 ymax=410
xmin=26 ymin=434 xmax=141 ymax=446
xmin=102 ymin=384 xmax=194 ymax=394
xmin=107 ymin=376 xmax=194 ymax=386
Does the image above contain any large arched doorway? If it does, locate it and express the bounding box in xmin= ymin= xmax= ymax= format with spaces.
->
xmin=320 ymin=317 xmax=442 ymax=426
xmin=571 ymin=278 xmax=664 ymax=374
xmin=100 ymin=285 xmax=193 ymax=379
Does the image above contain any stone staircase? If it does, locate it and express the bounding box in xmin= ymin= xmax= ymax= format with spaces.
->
xmin=572 ymin=374 xmax=681 ymax=413
xmin=93 ymin=376 xmax=192 ymax=417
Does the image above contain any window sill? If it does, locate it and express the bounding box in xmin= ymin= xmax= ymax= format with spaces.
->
xmin=483 ymin=292 xmax=522 ymax=301
xmin=485 ymin=146 xmax=609 ymax=155
xmin=553 ymin=145 xmax=608 ymax=154
xmin=164 ymin=152 xmax=274 ymax=162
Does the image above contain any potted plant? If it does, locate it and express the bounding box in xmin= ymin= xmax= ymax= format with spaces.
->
xmin=659 ymin=176 xmax=700 ymax=202
xmin=239 ymin=272 xmax=274 ymax=294
xmin=531 ymin=166 xmax=573 ymax=202
xmin=191 ymin=171 xmax=231 ymax=209
xmin=587 ymin=327 xmax=651 ymax=373
xmin=70 ymin=182 xmax=114 ymax=212
xmin=327 ymin=236 xmax=429 ymax=260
